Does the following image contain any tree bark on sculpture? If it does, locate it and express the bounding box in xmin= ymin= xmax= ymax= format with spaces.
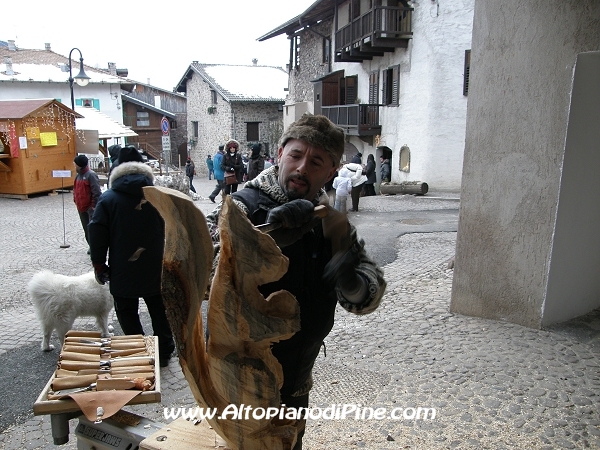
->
xmin=143 ymin=187 xmax=303 ymax=450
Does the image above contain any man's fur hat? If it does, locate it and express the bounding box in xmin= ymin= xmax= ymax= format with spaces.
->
xmin=278 ymin=114 xmax=345 ymax=166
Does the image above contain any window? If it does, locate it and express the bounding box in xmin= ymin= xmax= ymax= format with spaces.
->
xmin=293 ymin=35 xmax=301 ymax=70
xmin=399 ymin=145 xmax=410 ymax=172
xmin=76 ymin=98 xmax=100 ymax=109
xmin=463 ymin=50 xmax=471 ymax=96
xmin=369 ymin=71 xmax=379 ymax=104
xmin=246 ymin=122 xmax=259 ymax=141
xmin=192 ymin=121 xmax=198 ymax=138
xmin=136 ymin=111 xmax=150 ymax=127
xmin=322 ymin=38 xmax=330 ymax=64
xmin=382 ymin=65 xmax=400 ymax=106
xmin=211 ymin=90 xmax=218 ymax=104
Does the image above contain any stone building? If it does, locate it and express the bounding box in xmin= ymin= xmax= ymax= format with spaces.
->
xmin=123 ymin=83 xmax=187 ymax=167
xmin=175 ymin=62 xmax=288 ymax=177
xmin=259 ymin=0 xmax=474 ymax=191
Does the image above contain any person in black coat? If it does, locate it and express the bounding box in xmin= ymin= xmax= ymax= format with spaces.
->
xmin=363 ymin=154 xmax=377 ymax=196
xmin=350 ymin=151 xmax=362 ymax=164
xmin=88 ymin=145 xmax=175 ymax=367
xmin=221 ymin=139 xmax=243 ymax=195
xmin=247 ymin=143 xmax=265 ymax=181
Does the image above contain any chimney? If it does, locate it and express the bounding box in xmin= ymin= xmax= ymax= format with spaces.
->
xmin=252 ymin=58 xmax=258 ymax=66
xmin=108 ymin=62 xmax=117 ymax=76
xmin=4 ymin=57 xmax=14 ymax=75
xmin=7 ymin=40 xmax=16 ymax=51
xmin=45 ymin=43 xmax=51 ymax=51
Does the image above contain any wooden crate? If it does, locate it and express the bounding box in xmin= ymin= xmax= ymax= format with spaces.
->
xmin=33 ymin=336 xmax=161 ymax=416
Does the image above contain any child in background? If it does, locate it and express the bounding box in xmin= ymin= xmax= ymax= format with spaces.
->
xmin=332 ymin=167 xmax=353 ymax=213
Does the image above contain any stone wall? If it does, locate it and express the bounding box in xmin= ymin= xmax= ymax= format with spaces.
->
xmin=185 ymin=71 xmax=283 ymax=176
xmin=288 ymin=19 xmax=333 ymax=104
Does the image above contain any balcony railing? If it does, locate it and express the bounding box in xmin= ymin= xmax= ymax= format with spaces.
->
xmin=321 ymin=104 xmax=381 ymax=136
xmin=335 ymin=6 xmax=413 ymax=62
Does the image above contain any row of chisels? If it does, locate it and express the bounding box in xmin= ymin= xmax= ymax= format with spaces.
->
xmin=47 ymin=330 xmax=155 ymax=400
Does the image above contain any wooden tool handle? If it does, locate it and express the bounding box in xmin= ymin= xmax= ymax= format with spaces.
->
xmin=110 ymin=341 xmax=146 ymax=350
xmin=60 ymin=351 xmax=100 ymax=362
xmin=52 ymin=374 xmax=97 ymax=391
xmin=111 ymin=357 xmax=154 ymax=367
xmin=313 ymin=204 xmax=328 ymax=218
xmin=60 ymin=360 xmax=100 ymax=371
xmin=62 ymin=345 xmax=101 ymax=355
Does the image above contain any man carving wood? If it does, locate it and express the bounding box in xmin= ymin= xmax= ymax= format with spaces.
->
xmin=205 ymin=114 xmax=387 ymax=449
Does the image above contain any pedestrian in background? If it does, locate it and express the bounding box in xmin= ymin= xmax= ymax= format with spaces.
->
xmin=221 ymin=139 xmax=243 ymax=195
xmin=73 ymin=154 xmax=101 ymax=254
xmin=107 ymin=144 xmax=121 ymax=183
xmin=344 ymin=162 xmax=367 ymax=212
xmin=206 ymin=155 xmax=214 ymax=180
xmin=351 ymin=151 xmax=362 ymax=164
xmin=88 ymin=145 xmax=175 ymax=367
xmin=185 ymin=157 xmax=197 ymax=193
xmin=380 ymin=156 xmax=391 ymax=182
xmin=247 ymin=143 xmax=264 ymax=181
xmin=363 ymin=154 xmax=377 ymax=196
xmin=332 ymin=167 xmax=353 ymax=213
xmin=209 ymin=145 xmax=225 ymax=203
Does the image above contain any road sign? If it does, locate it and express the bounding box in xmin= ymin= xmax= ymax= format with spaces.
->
xmin=161 ymin=117 xmax=170 ymax=136
xmin=162 ymin=135 xmax=171 ymax=152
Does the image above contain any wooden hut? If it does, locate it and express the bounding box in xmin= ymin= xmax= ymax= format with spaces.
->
xmin=0 ymin=99 xmax=83 ymax=198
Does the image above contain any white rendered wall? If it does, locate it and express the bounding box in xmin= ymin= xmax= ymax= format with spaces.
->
xmin=542 ymin=52 xmax=600 ymax=326
xmin=451 ymin=0 xmax=600 ymax=328
xmin=335 ymin=0 xmax=474 ymax=191
xmin=0 ymin=82 xmax=124 ymax=124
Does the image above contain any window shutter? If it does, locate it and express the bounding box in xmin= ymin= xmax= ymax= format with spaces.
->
xmin=382 ymin=73 xmax=388 ymax=106
xmin=75 ymin=99 xmax=82 ymax=107
xmin=345 ymin=76 xmax=357 ymax=104
xmin=369 ymin=71 xmax=379 ymax=104
xmin=391 ymin=65 xmax=400 ymax=106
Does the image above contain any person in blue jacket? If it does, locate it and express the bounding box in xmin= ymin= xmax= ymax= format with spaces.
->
xmin=88 ymin=145 xmax=175 ymax=367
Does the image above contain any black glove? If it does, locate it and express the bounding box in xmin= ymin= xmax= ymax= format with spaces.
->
xmin=266 ymin=199 xmax=320 ymax=248
xmin=93 ymin=263 xmax=110 ymax=285
xmin=323 ymin=246 xmax=362 ymax=292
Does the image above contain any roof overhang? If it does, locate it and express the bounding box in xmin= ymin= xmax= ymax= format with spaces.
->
xmin=122 ymin=95 xmax=176 ymax=118
xmin=75 ymin=106 xmax=137 ymax=139
xmin=257 ymin=0 xmax=336 ymax=41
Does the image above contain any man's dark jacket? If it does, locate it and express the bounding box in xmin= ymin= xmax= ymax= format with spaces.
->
xmin=88 ymin=162 xmax=164 ymax=298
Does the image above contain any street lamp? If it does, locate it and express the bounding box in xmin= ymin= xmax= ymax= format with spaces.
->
xmin=68 ymin=48 xmax=91 ymax=111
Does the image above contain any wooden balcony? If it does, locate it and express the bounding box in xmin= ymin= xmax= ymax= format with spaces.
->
xmin=335 ymin=6 xmax=413 ymax=62
xmin=321 ymin=104 xmax=381 ymax=136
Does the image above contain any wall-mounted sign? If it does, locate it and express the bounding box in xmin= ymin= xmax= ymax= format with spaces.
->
xmin=40 ymin=132 xmax=58 ymax=147
xmin=52 ymin=170 xmax=72 ymax=178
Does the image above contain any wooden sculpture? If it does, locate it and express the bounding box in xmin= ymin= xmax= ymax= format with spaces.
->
xmin=143 ymin=187 xmax=303 ymax=450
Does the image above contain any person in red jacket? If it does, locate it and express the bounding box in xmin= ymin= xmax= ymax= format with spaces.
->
xmin=73 ymin=154 xmax=101 ymax=253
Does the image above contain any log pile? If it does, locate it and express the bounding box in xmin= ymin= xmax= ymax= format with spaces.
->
xmin=143 ymin=187 xmax=303 ymax=450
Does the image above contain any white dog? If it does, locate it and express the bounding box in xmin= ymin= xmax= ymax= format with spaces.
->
xmin=27 ymin=270 xmax=114 ymax=351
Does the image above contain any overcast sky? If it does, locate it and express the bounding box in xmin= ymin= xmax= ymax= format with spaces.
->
xmin=3 ymin=0 xmax=316 ymax=91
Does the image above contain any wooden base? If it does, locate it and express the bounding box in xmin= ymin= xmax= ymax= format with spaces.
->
xmin=140 ymin=418 xmax=231 ymax=450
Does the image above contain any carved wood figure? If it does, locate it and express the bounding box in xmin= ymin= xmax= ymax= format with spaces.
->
xmin=143 ymin=187 xmax=303 ymax=449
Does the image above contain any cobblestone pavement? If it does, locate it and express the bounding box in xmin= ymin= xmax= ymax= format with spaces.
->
xmin=0 ymin=177 xmax=598 ymax=449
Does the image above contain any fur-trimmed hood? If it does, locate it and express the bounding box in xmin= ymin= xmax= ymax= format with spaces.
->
xmin=108 ymin=162 xmax=154 ymax=191
xmin=224 ymin=139 xmax=240 ymax=154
